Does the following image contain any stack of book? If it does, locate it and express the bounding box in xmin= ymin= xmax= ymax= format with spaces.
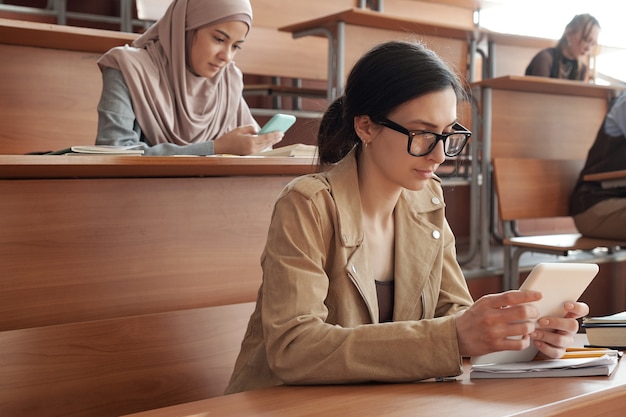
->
xmin=583 ymin=311 xmax=626 ymax=349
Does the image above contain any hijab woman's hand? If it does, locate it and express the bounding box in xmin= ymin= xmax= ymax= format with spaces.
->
xmin=214 ymin=124 xmax=283 ymax=155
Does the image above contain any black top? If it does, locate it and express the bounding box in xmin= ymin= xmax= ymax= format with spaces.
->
xmin=375 ymin=280 xmax=395 ymax=323
xmin=570 ymin=99 xmax=626 ymax=215
xmin=525 ymin=47 xmax=587 ymax=81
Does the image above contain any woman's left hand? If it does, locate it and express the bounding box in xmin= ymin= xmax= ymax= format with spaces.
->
xmin=531 ymin=301 xmax=589 ymax=358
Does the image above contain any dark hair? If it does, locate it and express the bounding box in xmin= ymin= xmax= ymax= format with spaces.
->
xmin=317 ymin=40 xmax=467 ymax=165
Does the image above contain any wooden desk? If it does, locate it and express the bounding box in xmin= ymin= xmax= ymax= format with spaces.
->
xmin=0 ymin=155 xmax=317 ymax=331
xmin=0 ymin=154 xmax=318 ymax=179
xmin=0 ymin=156 xmax=320 ymax=417
xmin=584 ymin=169 xmax=626 ymax=189
xmin=123 ymin=351 xmax=626 ymax=417
xmin=471 ymin=75 xmax=626 ymax=270
xmin=279 ymin=8 xmax=477 ymax=100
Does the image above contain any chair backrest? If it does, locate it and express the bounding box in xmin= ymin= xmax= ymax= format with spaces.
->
xmin=492 ymin=158 xmax=585 ymax=221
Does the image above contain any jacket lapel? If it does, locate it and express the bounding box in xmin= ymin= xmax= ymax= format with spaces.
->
xmin=326 ymin=151 xmax=379 ymax=322
xmin=393 ymin=188 xmax=443 ymax=321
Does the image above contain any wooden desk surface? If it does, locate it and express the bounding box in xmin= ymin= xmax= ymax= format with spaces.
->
xmin=123 ymin=355 xmax=626 ymax=417
xmin=472 ymin=75 xmax=626 ymax=98
xmin=0 ymin=17 xmax=136 ymax=53
xmin=584 ymin=169 xmax=626 ymax=182
xmin=279 ymin=7 xmax=476 ymax=40
xmin=482 ymin=29 xmax=555 ymax=49
xmin=0 ymin=156 xmax=318 ymax=331
xmin=0 ymin=155 xmax=319 ymax=179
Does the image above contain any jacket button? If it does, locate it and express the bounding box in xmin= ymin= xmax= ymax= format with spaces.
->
xmin=432 ymin=230 xmax=441 ymax=239
xmin=351 ymin=264 xmax=358 ymax=273
xmin=431 ymin=197 xmax=440 ymax=205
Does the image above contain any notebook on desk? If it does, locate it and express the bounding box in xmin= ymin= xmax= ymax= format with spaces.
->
xmin=470 ymin=352 xmax=619 ymax=379
xmin=46 ymin=145 xmax=144 ymax=155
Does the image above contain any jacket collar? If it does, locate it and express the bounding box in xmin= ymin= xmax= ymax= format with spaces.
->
xmin=325 ymin=149 xmax=364 ymax=248
xmin=324 ymin=149 xmax=446 ymax=322
xmin=325 ymin=149 xmax=444 ymax=249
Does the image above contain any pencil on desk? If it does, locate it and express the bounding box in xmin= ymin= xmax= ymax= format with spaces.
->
xmin=561 ymin=347 xmax=621 ymax=359
xmin=562 ymin=353 xmax=608 ymax=359
xmin=566 ymin=347 xmax=610 ymax=352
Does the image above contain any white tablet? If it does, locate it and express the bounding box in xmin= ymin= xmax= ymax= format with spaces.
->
xmin=470 ymin=262 xmax=599 ymax=365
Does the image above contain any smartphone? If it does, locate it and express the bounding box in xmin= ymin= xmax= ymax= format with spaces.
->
xmin=258 ymin=113 xmax=296 ymax=135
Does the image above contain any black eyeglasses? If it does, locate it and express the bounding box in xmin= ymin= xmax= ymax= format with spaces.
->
xmin=375 ymin=117 xmax=471 ymax=157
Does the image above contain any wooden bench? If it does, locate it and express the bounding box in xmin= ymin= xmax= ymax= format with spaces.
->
xmin=0 ymin=302 xmax=255 ymax=417
xmin=492 ymin=157 xmax=626 ymax=292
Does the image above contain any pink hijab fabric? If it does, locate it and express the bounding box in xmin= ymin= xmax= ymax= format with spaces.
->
xmin=98 ymin=0 xmax=256 ymax=146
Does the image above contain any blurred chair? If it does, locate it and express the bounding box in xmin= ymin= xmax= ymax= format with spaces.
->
xmin=136 ymin=0 xmax=170 ymax=26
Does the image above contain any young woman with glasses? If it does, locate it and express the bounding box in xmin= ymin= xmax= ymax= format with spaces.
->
xmin=525 ymin=13 xmax=600 ymax=81
xmin=226 ymin=40 xmax=589 ymax=394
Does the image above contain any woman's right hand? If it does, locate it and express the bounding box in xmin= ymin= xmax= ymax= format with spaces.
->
xmin=454 ymin=290 xmax=542 ymax=357
xmin=213 ymin=125 xmax=283 ymax=155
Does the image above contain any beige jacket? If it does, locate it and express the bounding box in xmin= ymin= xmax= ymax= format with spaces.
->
xmin=225 ymin=150 xmax=474 ymax=394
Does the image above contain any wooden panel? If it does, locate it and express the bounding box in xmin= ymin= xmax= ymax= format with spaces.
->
xmin=384 ymin=0 xmax=475 ymax=28
xmin=0 ymin=175 xmax=293 ymax=331
xmin=0 ymin=17 xmax=136 ymax=53
xmin=280 ymin=8 xmax=474 ymax=41
xmin=491 ymin=43 xmax=548 ymax=78
xmin=250 ymin=0 xmax=355 ymax=29
xmin=0 ymin=302 xmax=256 ymax=417
xmin=489 ymin=90 xmax=607 ymax=160
xmin=477 ymin=75 xmax=624 ymax=98
xmin=237 ymin=26 xmax=328 ymax=80
xmin=250 ymin=0 xmax=474 ymax=30
xmin=492 ymin=158 xmax=584 ymax=221
xmin=343 ymin=25 xmax=468 ymax=80
xmin=410 ymin=0 xmax=481 ymax=9
xmin=0 ymin=44 xmax=103 ymax=154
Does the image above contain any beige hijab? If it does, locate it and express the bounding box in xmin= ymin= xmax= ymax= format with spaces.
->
xmin=98 ymin=0 xmax=256 ymax=146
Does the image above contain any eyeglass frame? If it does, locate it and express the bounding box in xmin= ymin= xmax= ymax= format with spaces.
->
xmin=374 ymin=117 xmax=472 ymax=157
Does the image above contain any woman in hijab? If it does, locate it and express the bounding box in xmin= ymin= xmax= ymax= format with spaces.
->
xmin=96 ymin=0 xmax=282 ymax=155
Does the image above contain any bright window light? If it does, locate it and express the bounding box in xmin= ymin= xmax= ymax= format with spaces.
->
xmin=479 ymin=0 xmax=626 ymax=84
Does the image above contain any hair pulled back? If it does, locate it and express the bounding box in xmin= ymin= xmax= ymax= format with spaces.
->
xmin=317 ymin=40 xmax=466 ymax=165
